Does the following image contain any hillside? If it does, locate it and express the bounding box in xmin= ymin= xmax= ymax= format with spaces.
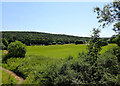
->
xmin=2 ymin=31 xmax=90 ymax=45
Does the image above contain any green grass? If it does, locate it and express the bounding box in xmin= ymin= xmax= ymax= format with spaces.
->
xmin=26 ymin=44 xmax=87 ymax=58
xmin=100 ymin=44 xmax=117 ymax=54
xmin=24 ymin=44 xmax=117 ymax=68
xmin=1 ymin=44 xmax=118 ymax=84
xmin=25 ymin=44 xmax=117 ymax=66
xmin=25 ymin=44 xmax=88 ymax=67
xmin=26 ymin=44 xmax=117 ymax=58
xmin=0 ymin=68 xmax=18 ymax=85
xmin=2 ymin=44 xmax=117 ymax=67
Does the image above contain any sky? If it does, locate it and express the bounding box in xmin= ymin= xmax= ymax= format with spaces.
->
xmin=2 ymin=2 xmax=116 ymax=37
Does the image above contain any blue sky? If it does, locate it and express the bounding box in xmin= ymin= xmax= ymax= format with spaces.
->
xmin=2 ymin=2 xmax=115 ymax=37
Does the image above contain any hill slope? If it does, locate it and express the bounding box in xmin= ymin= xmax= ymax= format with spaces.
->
xmin=2 ymin=31 xmax=90 ymax=45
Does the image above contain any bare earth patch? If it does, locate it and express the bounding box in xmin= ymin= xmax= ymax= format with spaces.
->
xmin=3 ymin=50 xmax=8 ymax=54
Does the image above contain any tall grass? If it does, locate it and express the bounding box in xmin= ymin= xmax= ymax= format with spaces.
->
xmin=0 ymin=69 xmax=18 ymax=85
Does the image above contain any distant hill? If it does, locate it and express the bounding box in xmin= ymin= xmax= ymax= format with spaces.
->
xmin=2 ymin=31 xmax=91 ymax=45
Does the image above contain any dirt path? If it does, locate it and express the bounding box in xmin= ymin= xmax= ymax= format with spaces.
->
xmin=0 ymin=67 xmax=24 ymax=85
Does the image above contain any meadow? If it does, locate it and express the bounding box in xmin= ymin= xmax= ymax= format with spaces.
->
xmin=3 ymin=44 xmax=88 ymax=72
xmin=1 ymin=44 xmax=118 ymax=85
xmin=2 ymin=44 xmax=117 ymax=70
xmin=1 ymin=1 xmax=120 ymax=85
xmin=26 ymin=44 xmax=117 ymax=57
xmin=26 ymin=44 xmax=87 ymax=58
xmin=25 ymin=44 xmax=116 ymax=68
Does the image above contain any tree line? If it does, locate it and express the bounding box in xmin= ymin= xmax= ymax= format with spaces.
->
xmin=1 ymin=31 xmax=113 ymax=50
xmin=1 ymin=31 xmax=90 ymax=46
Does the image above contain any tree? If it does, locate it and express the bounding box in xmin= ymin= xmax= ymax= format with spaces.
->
xmin=94 ymin=1 xmax=120 ymax=46
xmin=8 ymin=41 xmax=26 ymax=57
xmin=75 ymin=40 xmax=84 ymax=44
xmin=115 ymin=34 xmax=120 ymax=46
xmin=94 ymin=1 xmax=120 ymax=84
xmin=87 ymin=28 xmax=102 ymax=65
xmin=52 ymin=41 xmax=56 ymax=45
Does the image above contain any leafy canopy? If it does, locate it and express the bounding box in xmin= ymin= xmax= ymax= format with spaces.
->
xmin=8 ymin=41 xmax=26 ymax=57
xmin=87 ymin=28 xmax=102 ymax=65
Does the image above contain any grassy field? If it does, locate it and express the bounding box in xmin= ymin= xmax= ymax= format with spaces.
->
xmin=2 ymin=44 xmax=117 ymax=67
xmin=26 ymin=44 xmax=87 ymax=58
xmin=2 ymin=44 xmax=116 ymax=59
xmin=24 ymin=44 xmax=117 ymax=67
xmin=1 ymin=44 xmax=118 ymax=84
xmin=0 ymin=68 xmax=18 ymax=85
xmin=26 ymin=44 xmax=116 ymax=58
xmin=25 ymin=44 xmax=88 ymax=66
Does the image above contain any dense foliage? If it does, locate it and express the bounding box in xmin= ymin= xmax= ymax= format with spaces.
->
xmin=2 ymin=31 xmax=90 ymax=46
xmin=0 ymin=38 xmax=8 ymax=50
xmin=75 ymin=40 xmax=84 ymax=44
xmin=94 ymin=1 xmax=120 ymax=84
xmin=0 ymin=42 xmax=5 ymax=50
xmin=114 ymin=34 xmax=120 ymax=46
xmin=2 ymin=45 xmax=119 ymax=86
xmin=7 ymin=41 xmax=26 ymax=57
xmin=87 ymin=28 xmax=102 ymax=64
xmin=94 ymin=1 xmax=120 ymax=46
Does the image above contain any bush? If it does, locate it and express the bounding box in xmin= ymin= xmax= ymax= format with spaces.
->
xmin=75 ymin=40 xmax=84 ymax=45
xmin=22 ymin=52 xmax=118 ymax=85
xmin=34 ymin=56 xmax=118 ymax=86
xmin=2 ymin=38 xmax=8 ymax=48
xmin=97 ymin=51 xmax=119 ymax=75
xmin=57 ymin=42 xmax=62 ymax=45
xmin=104 ymin=46 xmax=120 ymax=62
xmin=2 ymin=54 xmax=9 ymax=62
xmin=0 ymin=42 xmax=6 ymax=50
xmin=114 ymin=35 xmax=120 ymax=47
xmin=101 ymin=41 xmax=108 ymax=46
xmin=52 ymin=42 xmax=56 ymax=45
xmin=7 ymin=41 xmax=26 ymax=57
xmin=3 ymin=50 xmax=119 ymax=85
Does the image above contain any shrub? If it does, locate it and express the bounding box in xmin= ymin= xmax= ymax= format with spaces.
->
xmin=52 ymin=42 xmax=56 ymax=45
xmin=2 ymin=38 xmax=8 ymax=49
xmin=21 ymin=52 xmax=118 ymax=85
xmin=101 ymin=41 xmax=108 ymax=46
xmin=7 ymin=41 xmax=26 ymax=57
xmin=97 ymin=51 xmax=119 ymax=75
xmin=75 ymin=40 xmax=84 ymax=45
xmin=2 ymin=54 xmax=9 ymax=62
xmin=114 ymin=34 xmax=120 ymax=47
xmin=67 ymin=56 xmax=73 ymax=61
xmin=0 ymin=42 xmax=6 ymax=50
xmin=104 ymin=46 xmax=120 ymax=63
xmin=57 ymin=42 xmax=62 ymax=45
xmin=34 ymin=56 xmax=118 ymax=86
xmin=3 ymin=51 xmax=119 ymax=85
